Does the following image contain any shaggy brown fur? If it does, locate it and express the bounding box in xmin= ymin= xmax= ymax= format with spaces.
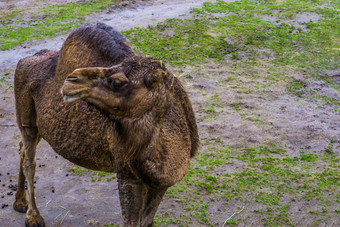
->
xmin=13 ymin=23 xmax=199 ymax=227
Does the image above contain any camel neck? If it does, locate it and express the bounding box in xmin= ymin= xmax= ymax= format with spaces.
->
xmin=114 ymin=110 xmax=160 ymax=163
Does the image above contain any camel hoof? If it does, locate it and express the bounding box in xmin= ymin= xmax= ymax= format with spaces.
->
xmin=25 ymin=216 xmax=45 ymax=227
xmin=13 ymin=202 xmax=28 ymax=213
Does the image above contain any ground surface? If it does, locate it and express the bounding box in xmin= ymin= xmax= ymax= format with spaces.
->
xmin=0 ymin=0 xmax=339 ymax=226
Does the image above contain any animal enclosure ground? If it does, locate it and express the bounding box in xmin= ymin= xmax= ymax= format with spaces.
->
xmin=0 ymin=0 xmax=132 ymax=50
xmin=1 ymin=0 xmax=340 ymax=226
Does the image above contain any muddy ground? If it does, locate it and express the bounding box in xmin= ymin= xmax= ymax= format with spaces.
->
xmin=0 ymin=0 xmax=339 ymax=226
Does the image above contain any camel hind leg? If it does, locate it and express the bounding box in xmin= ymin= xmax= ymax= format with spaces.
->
xmin=19 ymin=125 xmax=44 ymax=227
xmin=14 ymin=92 xmax=45 ymax=226
xmin=13 ymin=141 xmax=28 ymax=213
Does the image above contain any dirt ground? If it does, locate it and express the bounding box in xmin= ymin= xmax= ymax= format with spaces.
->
xmin=0 ymin=0 xmax=339 ymax=226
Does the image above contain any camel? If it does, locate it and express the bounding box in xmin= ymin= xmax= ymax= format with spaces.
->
xmin=13 ymin=23 xmax=199 ymax=227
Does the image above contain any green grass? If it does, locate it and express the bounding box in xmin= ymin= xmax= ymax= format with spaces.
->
xmin=287 ymin=79 xmax=307 ymax=91
xmin=125 ymin=0 xmax=339 ymax=70
xmin=69 ymin=166 xmax=116 ymax=182
xmin=124 ymin=17 xmax=237 ymax=65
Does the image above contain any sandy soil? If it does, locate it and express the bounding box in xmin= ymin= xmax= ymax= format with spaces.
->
xmin=0 ymin=0 xmax=339 ymax=226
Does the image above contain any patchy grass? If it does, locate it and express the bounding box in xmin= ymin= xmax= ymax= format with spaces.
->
xmin=124 ymin=0 xmax=339 ymax=109
xmin=125 ymin=0 xmax=339 ymax=70
xmin=154 ymin=144 xmax=340 ymax=226
xmin=69 ymin=166 xmax=116 ymax=182
xmin=0 ymin=0 xmax=124 ymax=50
xmin=286 ymin=79 xmax=307 ymax=92
xmin=0 ymin=70 xmax=15 ymax=89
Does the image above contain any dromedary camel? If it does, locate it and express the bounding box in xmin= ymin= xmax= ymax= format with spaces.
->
xmin=13 ymin=23 xmax=199 ymax=226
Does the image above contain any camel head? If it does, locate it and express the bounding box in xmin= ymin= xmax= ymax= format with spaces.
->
xmin=62 ymin=56 xmax=170 ymax=119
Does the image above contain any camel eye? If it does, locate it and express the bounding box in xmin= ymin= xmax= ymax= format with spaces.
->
xmin=105 ymin=77 xmax=126 ymax=90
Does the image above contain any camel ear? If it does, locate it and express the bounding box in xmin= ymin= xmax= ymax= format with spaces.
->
xmin=144 ymin=68 xmax=166 ymax=88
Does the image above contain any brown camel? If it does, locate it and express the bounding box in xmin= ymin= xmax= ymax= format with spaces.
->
xmin=13 ymin=23 xmax=199 ymax=226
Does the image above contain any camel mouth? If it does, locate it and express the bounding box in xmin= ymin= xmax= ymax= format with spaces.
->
xmin=63 ymin=94 xmax=81 ymax=103
xmin=62 ymin=86 xmax=90 ymax=103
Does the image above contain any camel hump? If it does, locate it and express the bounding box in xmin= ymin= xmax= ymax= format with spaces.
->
xmin=55 ymin=23 xmax=135 ymax=77
xmin=83 ymin=22 xmax=134 ymax=60
xmin=95 ymin=23 xmax=128 ymax=45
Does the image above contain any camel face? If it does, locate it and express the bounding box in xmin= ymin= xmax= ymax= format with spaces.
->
xmin=62 ymin=61 xmax=168 ymax=118
xmin=62 ymin=67 xmax=129 ymax=105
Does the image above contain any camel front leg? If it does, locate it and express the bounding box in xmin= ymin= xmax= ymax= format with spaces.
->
xmin=141 ymin=187 xmax=167 ymax=227
xmin=117 ymin=171 xmax=167 ymax=227
xmin=118 ymin=176 xmax=148 ymax=227
xmin=13 ymin=141 xmax=28 ymax=213
xmin=21 ymin=127 xmax=45 ymax=227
